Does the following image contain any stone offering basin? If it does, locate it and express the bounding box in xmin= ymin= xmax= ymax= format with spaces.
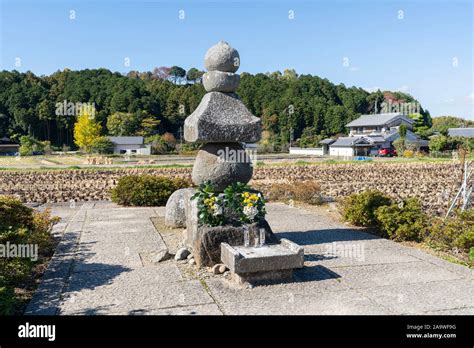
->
xmin=221 ymin=239 xmax=304 ymax=285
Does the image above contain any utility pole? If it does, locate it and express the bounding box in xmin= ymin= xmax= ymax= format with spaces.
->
xmin=178 ymin=126 xmax=183 ymax=145
xmin=289 ymin=128 xmax=294 ymax=149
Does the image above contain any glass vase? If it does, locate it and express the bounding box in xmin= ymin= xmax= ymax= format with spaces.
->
xmin=259 ymin=228 xmax=266 ymax=247
xmin=243 ymin=224 xmax=250 ymax=247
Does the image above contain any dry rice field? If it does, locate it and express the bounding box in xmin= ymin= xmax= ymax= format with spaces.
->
xmin=0 ymin=161 xmax=464 ymax=215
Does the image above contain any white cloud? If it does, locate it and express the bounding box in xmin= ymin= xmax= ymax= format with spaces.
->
xmin=467 ymin=92 xmax=474 ymax=101
xmin=442 ymin=98 xmax=455 ymax=103
xmin=349 ymin=67 xmax=359 ymax=72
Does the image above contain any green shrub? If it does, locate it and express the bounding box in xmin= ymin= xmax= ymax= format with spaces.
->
xmin=0 ymin=196 xmax=58 ymax=314
xmin=111 ymin=175 xmax=191 ymax=206
xmin=374 ymin=198 xmax=428 ymax=241
xmin=0 ymin=196 xmax=58 ymax=246
xmin=19 ymin=135 xmax=46 ymax=156
xmin=426 ymin=210 xmax=474 ymax=253
xmin=0 ymin=286 xmax=16 ymax=315
xmin=90 ymin=136 xmax=114 ymax=154
xmin=0 ymin=196 xmax=35 ymax=234
xmin=176 ymin=142 xmax=201 ymax=155
xmin=341 ymin=190 xmax=392 ymax=226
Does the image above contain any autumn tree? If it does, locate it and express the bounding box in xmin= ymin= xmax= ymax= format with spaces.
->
xmin=74 ymin=107 xmax=102 ymax=153
xmin=152 ymin=66 xmax=171 ymax=80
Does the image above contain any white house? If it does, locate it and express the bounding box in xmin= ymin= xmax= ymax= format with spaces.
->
xmin=322 ymin=113 xmax=428 ymax=157
xmin=108 ymin=136 xmax=151 ymax=155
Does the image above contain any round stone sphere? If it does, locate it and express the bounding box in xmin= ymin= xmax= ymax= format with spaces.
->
xmin=192 ymin=143 xmax=253 ymax=191
xmin=203 ymin=71 xmax=240 ymax=92
xmin=204 ymin=41 xmax=240 ymax=73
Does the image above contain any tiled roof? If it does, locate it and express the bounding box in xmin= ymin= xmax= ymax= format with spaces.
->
xmin=346 ymin=113 xmax=413 ymax=127
xmin=319 ymin=138 xmax=335 ymax=145
xmin=108 ymin=136 xmax=144 ymax=145
xmin=448 ymin=128 xmax=474 ymax=138
xmin=331 ymin=137 xmax=372 ymax=147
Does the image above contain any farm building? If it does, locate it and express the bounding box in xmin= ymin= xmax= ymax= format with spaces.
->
xmin=448 ymin=128 xmax=474 ymax=138
xmin=0 ymin=137 xmax=20 ymax=155
xmin=108 ymin=136 xmax=151 ymax=155
xmin=329 ymin=136 xmax=373 ymax=157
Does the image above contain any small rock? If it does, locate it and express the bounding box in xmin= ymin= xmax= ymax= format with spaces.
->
xmin=189 ymin=258 xmax=196 ymax=266
xmin=211 ymin=264 xmax=221 ymax=275
xmin=165 ymin=188 xmax=195 ymax=228
xmin=212 ymin=263 xmax=227 ymax=275
xmin=175 ymin=247 xmax=191 ymax=261
xmin=153 ymin=249 xmax=171 ymax=263
xmin=187 ymin=253 xmax=194 ymax=260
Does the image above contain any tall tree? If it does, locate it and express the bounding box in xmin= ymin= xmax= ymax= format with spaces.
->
xmin=169 ymin=66 xmax=186 ymax=84
xmin=186 ymin=68 xmax=204 ymax=83
xmin=74 ymin=107 xmax=102 ymax=152
xmin=107 ymin=112 xmax=140 ymax=136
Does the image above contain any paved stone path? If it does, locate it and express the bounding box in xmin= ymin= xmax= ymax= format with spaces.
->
xmin=26 ymin=202 xmax=474 ymax=315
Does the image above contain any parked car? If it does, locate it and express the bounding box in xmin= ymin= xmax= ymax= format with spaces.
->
xmin=378 ymin=148 xmax=397 ymax=157
xmin=0 ymin=152 xmax=19 ymax=156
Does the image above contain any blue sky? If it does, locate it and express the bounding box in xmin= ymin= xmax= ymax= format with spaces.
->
xmin=1 ymin=0 xmax=473 ymax=118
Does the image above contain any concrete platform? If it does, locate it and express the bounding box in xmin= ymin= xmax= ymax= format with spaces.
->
xmin=25 ymin=201 xmax=474 ymax=315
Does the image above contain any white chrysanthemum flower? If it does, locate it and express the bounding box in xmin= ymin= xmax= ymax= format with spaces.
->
xmin=213 ymin=204 xmax=223 ymax=216
xmin=243 ymin=205 xmax=258 ymax=220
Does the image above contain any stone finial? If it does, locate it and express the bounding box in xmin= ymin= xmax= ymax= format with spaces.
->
xmin=203 ymin=41 xmax=241 ymax=93
xmin=204 ymin=41 xmax=240 ymax=73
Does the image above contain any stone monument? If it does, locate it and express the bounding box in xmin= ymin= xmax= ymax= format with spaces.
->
xmin=166 ymin=41 xmax=277 ymax=267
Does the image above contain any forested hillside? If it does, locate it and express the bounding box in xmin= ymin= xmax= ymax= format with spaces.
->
xmin=0 ymin=68 xmax=431 ymax=150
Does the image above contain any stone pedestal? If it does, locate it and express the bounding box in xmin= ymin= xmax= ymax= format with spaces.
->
xmin=221 ymin=239 xmax=304 ymax=285
xmin=231 ymin=269 xmax=294 ymax=285
xmin=188 ymin=220 xmax=277 ymax=268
